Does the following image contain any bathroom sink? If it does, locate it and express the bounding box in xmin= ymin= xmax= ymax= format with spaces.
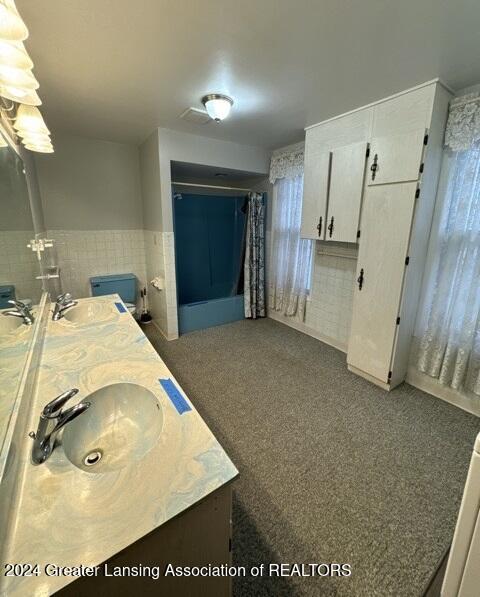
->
xmin=61 ymin=301 xmax=116 ymax=326
xmin=0 ymin=312 xmax=26 ymax=336
xmin=62 ymin=383 xmax=163 ymax=473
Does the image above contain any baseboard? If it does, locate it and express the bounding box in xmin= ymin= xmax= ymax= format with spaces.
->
xmin=267 ymin=309 xmax=347 ymax=353
xmin=406 ymin=366 xmax=480 ymax=418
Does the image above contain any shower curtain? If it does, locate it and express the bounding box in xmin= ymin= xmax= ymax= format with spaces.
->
xmin=244 ymin=192 xmax=265 ymax=319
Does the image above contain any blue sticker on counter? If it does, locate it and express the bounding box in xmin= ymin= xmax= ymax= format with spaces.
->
xmin=114 ymin=302 xmax=126 ymax=313
xmin=159 ymin=378 xmax=192 ymax=414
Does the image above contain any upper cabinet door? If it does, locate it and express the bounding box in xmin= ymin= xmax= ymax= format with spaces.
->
xmin=368 ymin=129 xmax=426 ymax=186
xmin=301 ymin=149 xmax=331 ymax=240
xmin=326 ymin=141 xmax=368 ymax=243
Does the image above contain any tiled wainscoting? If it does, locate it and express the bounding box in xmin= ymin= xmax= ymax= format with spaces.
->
xmin=0 ymin=231 xmax=43 ymax=304
xmin=268 ymin=245 xmax=357 ymax=352
xmin=48 ymin=229 xmax=147 ymax=304
xmin=144 ymin=230 xmax=178 ymax=339
xmin=305 ymin=252 xmax=356 ymax=348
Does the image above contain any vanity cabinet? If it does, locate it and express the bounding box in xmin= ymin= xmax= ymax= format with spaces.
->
xmin=301 ymin=80 xmax=452 ymax=389
xmin=56 ymin=484 xmax=233 ymax=597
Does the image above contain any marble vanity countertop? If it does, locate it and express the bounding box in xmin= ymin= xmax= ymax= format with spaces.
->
xmin=0 ymin=303 xmax=43 ymax=482
xmin=0 ymin=296 xmax=238 ymax=597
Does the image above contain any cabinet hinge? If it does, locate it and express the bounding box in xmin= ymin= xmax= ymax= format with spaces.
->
xmin=415 ymin=189 xmax=421 ymax=200
xmin=388 ymin=371 xmax=392 ymax=381
xmin=396 ymin=316 xmax=401 ymax=325
xmin=419 ymin=163 xmax=424 ymax=174
xmin=356 ymin=230 xmax=361 ymax=239
xmin=366 ymin=147 xmax=370 ymax=158
xmin=405 ymin=256 xmax=410 ymax=266
xmin=424 ymin=134 xmax=429 ymax=145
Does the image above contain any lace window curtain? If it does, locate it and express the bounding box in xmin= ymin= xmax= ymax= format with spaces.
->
xmin=416 ymin=91 xmax=480 ymax=395
xmin=269 ymin=144 xmax=313 ymax=318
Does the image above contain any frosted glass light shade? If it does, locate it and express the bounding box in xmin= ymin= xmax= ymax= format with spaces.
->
xmin=0 ymin=40 xmax=32 ymax=69
xmin=202 ymin=94 xmax=233 ymax=122
xmin=19 ymin=133 xmax=51 ymax=146
xmin=0 ymin=84 xmax=41 ymax=105
xmin=0 ymin=64 xmax=38 ymax=89
xmin=24 ymin=143 xmax=54 ymax=153
xmin=0 ymin=0 xmax=28 ymax=41
xmin=14 ymin=104 xmax=49 ymax=134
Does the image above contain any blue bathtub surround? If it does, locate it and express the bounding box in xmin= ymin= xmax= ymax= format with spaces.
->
xmin=0 ymin=295 xmax=238 ymax=597
xmin=174 ymin=193 xmax=247 ymax=333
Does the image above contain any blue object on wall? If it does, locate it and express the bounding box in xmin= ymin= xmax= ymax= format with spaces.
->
xmin=0 ymin=285 xmax=15 ymax=309
xmin=174 ymin=194 xmax=246 ymax=305
xmin=90 ymin=273 xmax=137 ymax=304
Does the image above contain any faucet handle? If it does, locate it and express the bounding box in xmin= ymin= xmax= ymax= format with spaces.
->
xmin=55 ymin=292 xmax=71 ymax=304
xmin=43 ymin=388 xmax=79 ymax=418
xmin=8 ymin=299 xmax=27 ymax=310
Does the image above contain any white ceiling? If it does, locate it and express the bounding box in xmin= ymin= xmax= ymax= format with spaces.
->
xmin=16 ymin=0 xmax=480 ymax=149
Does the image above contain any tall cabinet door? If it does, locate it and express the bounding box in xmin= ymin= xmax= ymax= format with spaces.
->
xmin=301 ymin=150 xmax=331 ymax=239
xmin=325 ymin=141 xmax=368 ymax=243
xmin=368 ymin=129 xmax=426 ymax=186
xmin=347 ymin=182 xmax=418 ymax=383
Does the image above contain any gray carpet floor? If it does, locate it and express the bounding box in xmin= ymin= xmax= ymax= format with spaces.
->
xmin=145 ymin=319 xmax=480 ymax=597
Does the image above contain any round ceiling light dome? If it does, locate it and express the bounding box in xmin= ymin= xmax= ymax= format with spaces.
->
xmin=202 ymin=94 xmax=233 ymax=122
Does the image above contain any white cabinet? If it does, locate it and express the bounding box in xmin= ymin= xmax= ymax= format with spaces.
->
xmin=326 ymin=141 xmax=368 ymax=243
xmin=347 ymin=182 xmax=418 ymax=383
xmin=367 ymin=129 xmax=426 ymax=186
xmin=301 ymin=149 xmax=330 ymax=239
xmin=301 ymin=109 xmax=371 ymax=240
xmin=300 ymin=80 xmax=452 ymax=389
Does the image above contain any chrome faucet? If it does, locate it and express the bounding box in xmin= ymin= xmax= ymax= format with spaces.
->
xmin=3 ymin=299 xmax=35 ymax=325
xmin=29 ymin=389 xmax=90 ymax=465
xmin=52 ymin=292 xmax=78 ymax=321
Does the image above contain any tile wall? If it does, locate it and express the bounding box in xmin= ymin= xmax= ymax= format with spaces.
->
xmin=48 ymin=230 xmax=147 ymax=306
xmin=0 ymin=231 xmax=43 ymax=304
xmin=304 ymin=252 xmax=356 ymax=348
xmin=143 ymin=230 xmax=178 ymax=339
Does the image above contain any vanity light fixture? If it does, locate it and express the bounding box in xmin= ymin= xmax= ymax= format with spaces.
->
xmin=13 ymin=104 xmax=54 ymax=153
xmin=0 ymin=64 xmax=39 ymax=89
xmin=14 ymin=104 xmax=49 ymax=134
xmin=0 ymin=0 xmax=28 ymax=41
xmin=0 ymin=85 xmax=41 ymax=105
xmin=0 ymin=40 xmax=33 ymax=70
xmin=202 ymin=94 xmax=234 ymax=122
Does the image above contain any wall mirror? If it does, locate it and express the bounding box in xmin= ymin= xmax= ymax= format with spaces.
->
xmin=0 ymin=128 xmax=43 ymax=476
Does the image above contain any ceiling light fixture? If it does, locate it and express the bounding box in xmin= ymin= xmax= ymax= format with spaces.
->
xmin=202 ymin=94 xmax=233 ymax=122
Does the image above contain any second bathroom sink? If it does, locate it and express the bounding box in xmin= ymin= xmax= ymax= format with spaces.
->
xmin=62 ymin=382 xmax=163 ymax=473
xmin=61 ymin=300 xmax=117 ymax=326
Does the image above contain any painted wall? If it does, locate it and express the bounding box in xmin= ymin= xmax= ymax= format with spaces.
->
xmin=34 ymin=133 xmax=143 ymax=230
xmin=33 ymin=133 xmax=146 ymax=303
xmin=140 ymin=128 xmax=270 ymax=339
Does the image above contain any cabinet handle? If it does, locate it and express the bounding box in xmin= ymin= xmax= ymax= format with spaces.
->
xmin=357 ymin=268 xmax=364 ymax=290
xmin=370 ymin=154 xmax=378 ymax=181
xmin=328 ymin=216 xmax=334 ymax=238
xmin=316 ymin=216 xmax=323 ymax=236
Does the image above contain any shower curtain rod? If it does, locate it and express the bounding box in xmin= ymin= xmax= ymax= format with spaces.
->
xmin=171 ymin=181 xmax=252 ymax=192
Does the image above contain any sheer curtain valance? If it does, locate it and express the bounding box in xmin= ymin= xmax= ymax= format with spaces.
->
xmin=269 ymin=142 xmax=305 ymax=184
xmin=445 ymin=92 xmax=480 ymax=151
